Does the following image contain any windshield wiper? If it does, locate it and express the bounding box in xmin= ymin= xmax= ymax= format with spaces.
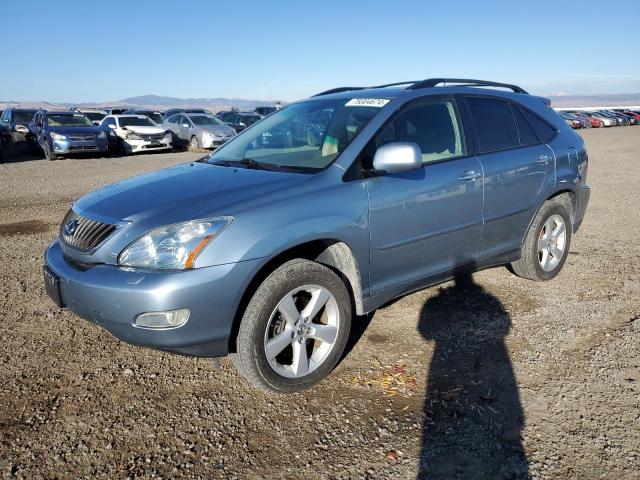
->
xmin=212 ymin=158 xmax=279 ymax=171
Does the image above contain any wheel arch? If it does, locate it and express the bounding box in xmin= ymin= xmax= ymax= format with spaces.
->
xmin=523 ymin=188 xmax=577 ymax=247
xmin=227 ymin=239 xmax=365 ymax=353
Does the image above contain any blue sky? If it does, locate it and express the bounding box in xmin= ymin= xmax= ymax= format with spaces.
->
xmin=2 ymin=0 xmax=639 ymax=102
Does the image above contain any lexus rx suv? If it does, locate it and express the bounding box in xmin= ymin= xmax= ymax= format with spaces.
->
xmin=44 ymin=78 xmax=590 ymax=393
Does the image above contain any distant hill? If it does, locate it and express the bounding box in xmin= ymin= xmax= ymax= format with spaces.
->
xmin=0 ymin=95 xmax=283 ymax=113
xmin=547 ymin=93 xmax=640 ymax=108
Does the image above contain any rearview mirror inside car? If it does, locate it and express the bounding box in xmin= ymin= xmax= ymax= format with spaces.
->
xmin=372 ymin=142 xmax=423 ymax=174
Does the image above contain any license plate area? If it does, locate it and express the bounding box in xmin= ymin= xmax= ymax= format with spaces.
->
xmin=43 ymin=266 xmax=64 ymax=308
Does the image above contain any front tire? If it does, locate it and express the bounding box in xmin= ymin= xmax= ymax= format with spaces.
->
xmin=190 ymin=136 xmax=200 ymax=149
xmin=233 ymin=259 xmax=352 ymax=393
xmin=43 ymin=142 xmax=58 ymax=161
xmin=511 ymin=199 xmax=572 ymax=281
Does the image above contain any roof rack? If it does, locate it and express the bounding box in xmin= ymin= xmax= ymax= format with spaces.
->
xmin=313 ymin=77 xmax=528 ymax=97
xmin=407 ymin=78 xmax=528 ymax=94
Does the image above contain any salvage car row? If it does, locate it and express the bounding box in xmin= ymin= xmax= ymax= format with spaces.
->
xmin=557 ymin=109 xmax=640 ymax=129
xmin=0 ymin=106 xmax=273 ymax=161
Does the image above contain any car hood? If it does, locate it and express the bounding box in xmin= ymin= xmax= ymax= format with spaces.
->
xmin=48 ymin=125 xmax=104 ymax=135
xmin=198 ymin=125 xmax=235 ymax=135
xmin=122 ymin=125 xmax=166 ymax=134
xmin=74 ymin=162 xmax=309 ymax=223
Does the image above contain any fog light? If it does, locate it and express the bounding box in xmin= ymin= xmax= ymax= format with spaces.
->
xmin=134 ymin=309 xmax=190 ymax=329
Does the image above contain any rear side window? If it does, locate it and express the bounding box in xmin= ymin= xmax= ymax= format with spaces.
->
xmin=519 ymin=106 xmax=557 ymax=143
xmin=376 ymin=99 xmax=465 ymax=164
xmin=511 ymin=105 xmax=539 ymax=146
xmin=467 ymin=97 xmax=519 ymax=153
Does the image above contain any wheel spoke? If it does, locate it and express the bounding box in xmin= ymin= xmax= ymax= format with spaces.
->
xmin=291 ymin=340 xmax=309 ymax=376
xmin=301 ymin=287 xmax=330 ymax=321
xmin=540 ymin=248 xmax=549 ymax=267
xmin=265 ymin=328 xmax=293 ymax=360
xmin=308 ymin=324 xmax=338 ymax=345
xmin=552 ymin=221 xmax=566 ymax=239
xmin=544 ymin=217 xmax=555 ymax=237
xmin=277 ymin=293 xmax=300 ymax=326
xmin=538 ymin=238 xmax=547 ymax=252
xmin=549 ymin=245 xmax=563 ymax=260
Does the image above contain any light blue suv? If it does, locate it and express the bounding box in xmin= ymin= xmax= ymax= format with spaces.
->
xmin=44 ymin=78 xmax=590 ymax=392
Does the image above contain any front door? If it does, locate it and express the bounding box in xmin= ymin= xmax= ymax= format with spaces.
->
xmin=365 ymin=97 xmax=484 ymax=295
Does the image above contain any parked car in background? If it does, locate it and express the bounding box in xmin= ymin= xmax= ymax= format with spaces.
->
xmin=164 ymin=108 xmax=213 ymax=119
xmin=100 ymin=114 xmax=172 ymax=154
xmin=614 ymin=111 xmax=638 ymax=125
xmin=76 ymin=109 xmax=108 ymax=126
xmin=0 ymin=108 xmax=38 ymax=145
xmin=126 ymin=109 xmax=165 ymax=126
xmin=583 ymin=111 xmax=615 ymax=127
xmin=255 ymin=106 xmax=277 ymax=117
xmin=29 ymin=110 xmax=108 ymax=160
xmin=220 ymin=111 xmax=262 ymax=132
xmin=598 ymin=110 xmax=627 ymax=126
xmin=620 ymin=110 xmax=640 ymax=121
xmin=164 ymin=112 xmax=236 ymax=149
xmin=569 ymin=111 xmax=602 ymax=128
xmin=103 ymin=107 xmax=128 ymax=115
xmin=43 ymin=77 xmax=590 ymax=393
xmin=559 ymin=112 xmax=583 ymax=129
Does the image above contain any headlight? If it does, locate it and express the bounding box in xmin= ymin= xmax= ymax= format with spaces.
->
xmin=97 ymin=131 xmax=106 ymax=139
xmin=50 ymin=132 xmax=67 ymax=140
xmin=126 ymin=131 xmax=142 ymax=140
xmin=15 ymin=124 xmax=29 ymax=134
xmin=118 ymin=217 xmax=232 ymax=270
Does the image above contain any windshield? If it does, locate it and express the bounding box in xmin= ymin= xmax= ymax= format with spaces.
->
xmin=47 ymin=114 xmax=93 ymax=127
xmin=13 ymin=110 xmax=37 ymax=123
xmin=146 ymin=113 xmax=164 ymax=125
xmin=240 ymin=115 xmax=261 ymax=126
xmin=119 ymin=116 xmax=156 ymax=127
xmin=207 ymin=99 xmax=380 ymax=171
xmin=191 ymin=115 xmax=225 ymax=126
xmin=83 ymin=112 xmax=106 ymax=122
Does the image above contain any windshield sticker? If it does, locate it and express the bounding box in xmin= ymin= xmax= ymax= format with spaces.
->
xmin=345 ymin=98 xmax=390 ymax=108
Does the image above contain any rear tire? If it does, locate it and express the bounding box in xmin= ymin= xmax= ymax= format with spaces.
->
xmin=511 ymin=198 xmax=572 ymax=281
xmin=233 ymin=259 xmax=352 ymax=393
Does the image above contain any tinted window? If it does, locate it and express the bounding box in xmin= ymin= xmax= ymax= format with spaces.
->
xmin=376 ymin=99 xmax=465 ymax=164
xmin=519 ymin=106 xmax=556 ymax=143
xmin=511 ymin=104 xmax=539 ymax=146
xmin=467 ymin=97 xmax=519 ymax=153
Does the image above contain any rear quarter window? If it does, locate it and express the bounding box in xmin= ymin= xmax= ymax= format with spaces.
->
xmin=466 ymin=97 xmax=520 ymax=153
xmin=511 ymin=104 xmax=539 ymax=146
xmin=519 ymin=106 xmax=557 ymax=143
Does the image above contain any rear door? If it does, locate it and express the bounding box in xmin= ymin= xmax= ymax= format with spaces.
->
xmin=366 ymin=96 xmax=484 ymax=294
xmin=464 ymin=96 xmax=556 ymax=260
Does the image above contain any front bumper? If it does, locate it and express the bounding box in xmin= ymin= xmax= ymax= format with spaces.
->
xmin=201 ymin=135 xmax=233 ymax=149
xmin=52 ymin=138 xmax=109 ymax=154
xmin=44 ymin=240 xmax=263 ymax=357
xmin=124 ymin=138 xmax=172 ymax=153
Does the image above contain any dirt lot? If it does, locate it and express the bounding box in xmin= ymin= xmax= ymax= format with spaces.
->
xmin=0 ymin=128 xmax=639 ymax=479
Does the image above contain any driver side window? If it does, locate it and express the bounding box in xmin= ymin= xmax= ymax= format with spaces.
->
xmin=376 ymin=99 xmax=465 ymax=164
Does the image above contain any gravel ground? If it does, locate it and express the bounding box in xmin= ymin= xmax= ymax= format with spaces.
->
xmin=0 ymin=128 xmax=638 ymax=479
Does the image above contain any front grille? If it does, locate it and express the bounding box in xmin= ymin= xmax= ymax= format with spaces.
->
xmin=141 ymin=133 xmax=165 ymax=141
xmin=60 ymin=210 xmax=115 ymax=252
xmin=68 ymin=145 xmax=98 ymax=151
xmin=68 ymin=134 xmax=96 ymax=142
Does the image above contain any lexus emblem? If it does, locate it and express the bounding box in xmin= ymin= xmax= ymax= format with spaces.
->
xmin=64 ymin=219 xmax=78 ymax=236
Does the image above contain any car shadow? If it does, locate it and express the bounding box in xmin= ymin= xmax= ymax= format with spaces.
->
xmin=417 ymin=270 xmax=530 ymax=479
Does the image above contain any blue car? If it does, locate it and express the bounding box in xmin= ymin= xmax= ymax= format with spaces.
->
xmin=44 ymin=78 xmax=590 ymax=392
xmin=30 ymin=110 xmax=108 ymax=160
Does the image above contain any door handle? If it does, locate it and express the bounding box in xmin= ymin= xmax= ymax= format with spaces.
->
xmin=458 ymin=170 xmax=481 ymax=182
xmin=537 ymin=154 xmax=552 ymax=164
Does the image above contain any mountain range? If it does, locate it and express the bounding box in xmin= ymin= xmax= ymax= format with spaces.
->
xmin=1 ymin=93 xmax=640 ymax=112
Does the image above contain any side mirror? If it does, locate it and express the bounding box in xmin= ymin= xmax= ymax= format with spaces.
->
xmin=238 ymin=122 xmax=246 ymax=127
xmin=372 ymin=142 xmax=422 ymax=174
xmin=182 ymin=123 xmax=190 ymax=128
xmin=107 ymin=124 xmax=116 ymax=129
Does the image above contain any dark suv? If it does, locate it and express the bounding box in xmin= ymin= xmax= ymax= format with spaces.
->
xmin=44 ymin=78 xmax=590 ymax=393
xmin=0 ymin=108 xmax=37 ymax=146
xmin=30 ymin=110 xmax=108 ymax=160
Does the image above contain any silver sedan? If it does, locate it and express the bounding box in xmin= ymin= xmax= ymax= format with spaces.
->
xmin=164 ymin=113 xmax=236 ymax=149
